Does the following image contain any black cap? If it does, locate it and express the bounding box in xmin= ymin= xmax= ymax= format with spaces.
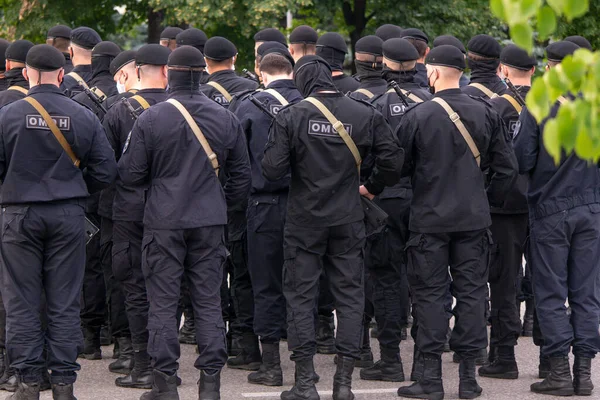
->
xmin=92 ymin=41 xmax=120 ymax=58
xmin=375 ymin=24 xmax=404 ymax=41
xmin=500 ymin=44 xmax=536 ymax=70
xmin=355 ymin=35 xmax=383 ymax=56
xmin=467 ymin=34 xmax=501 ymax=58
xmin=433 ymin=35 xmax=466 ymax=54
xmin=110 ymin=50 xmax=136 ymax=75
xmin=26 ymin=44 xmax=65 ymax=71
xmin=258 ymin=42 xmax=295 ymax=66
xmin=546 ymin=41 xmax=580 ymax=63
xmin=168 ymin=45 xmax=206 ymax=68
xmin=0 ymin=40 xmax=10 ymax=71
xmin=290 ymin=25 xmax=318 ymax=44
xmin=176 ymin=28 xmax=208 ymax=51
xmin=564 ymin=35 xmax=592 ymax=51
xmin=426 ymin=45 xmax=466 ymax=71
xmin=70 ymin=27 xmax=101 ymax=50
xmin=47 ymin=25 xmax=71 ymax=39
xmin=204 ymin=36 xmax=237 ymax=61
xmin=160 ymin=26 xmax=183 ymax=40
xmin=135 ymin=44 xmax=171 ymax=66
xmin=383 ymin=38 xmax=419 ymax=63
xmin=5 ymin=40 xmax=34 ymax=63
xmin=316 ymin=32 xmax=347 ymax=54
xmin=253 ymin=28 xmax=287 ymax=46
xmin=402 ymin=28 xmax=428 ymax=44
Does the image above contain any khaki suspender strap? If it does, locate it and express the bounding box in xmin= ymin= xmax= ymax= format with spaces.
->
xmin=91 ymin=87 xmax=106 ymax=101
xmin=558 ymin=95 xmax=568 ymax=105
xmin=262 ymin=89 xmax=289 ymax=105
xmin=304 ymin=97 xmax=361 ymax=174
xmin=67 ymin=72 xmax=89 ymax=90
xmin=130 ymin=95 xmax=150 ymax=110
xmin=7 ymin=86 xmax=28 ymax=95
xmin=206 ymin=81 xmax=233 ymax=102
xmin=166 ymin=99 xmax=219 ymax=175
xmin=355 ymin=88 xmax=375 ymax=99
xmin=501 ymin=94 xmax=523 ymax=114
xmin=469 ymin=83 xmax=499 ymax=99
xmin=23 ymin=97 xmax=80 ymax=167
xmin=431 ymin=97 xmax=481 ymax=167
xmin=385 ymin=88 xmax=424 ymax=103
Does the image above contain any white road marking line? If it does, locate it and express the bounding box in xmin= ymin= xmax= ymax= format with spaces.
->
xmin=242 ymin=388 xmax=398 ymax=397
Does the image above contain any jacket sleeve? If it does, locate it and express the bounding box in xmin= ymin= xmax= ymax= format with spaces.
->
xmin=0 ymin=111 xmax=6 ymax=181
xmin=262 ymin=115 xmax=291 ymax=182
xmin=486 ymin=111 xmax=519 ymax=207
xmin=363 ymin=111 xmax=403 ymax=195
xmin=223 ymin=116 xmax=252 ymax=207
xmin=396 ymin=111 xmax=416 ymax=178
xmin=513 ymin=107 xmax=539 ymax=174
xmin=83 ymin=117 xmax=118 ymax=194
xmin=102 ymin=107 xmax=122 ymax=160
xmin=118 ymin=114 xmax=151 ymax=187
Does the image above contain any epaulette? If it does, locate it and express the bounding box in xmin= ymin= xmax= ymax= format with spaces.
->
xmin=274 ymin=102 xmax=295 ymax=115
xmin=233 ymin=88 xmax=262 ymax=103
xmin=468 ymin=94 xmax=494 ymax=108
xmin=346 ymin=94 xmax=377 ymax=109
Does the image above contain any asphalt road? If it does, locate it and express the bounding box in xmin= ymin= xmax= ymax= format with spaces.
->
xmin=20 ymin=330 xmax=599 ymax=400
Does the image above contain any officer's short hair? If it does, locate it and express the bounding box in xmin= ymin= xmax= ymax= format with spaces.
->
xmin=49 ymin=37 xmax=70 ymax=53
xmin=467 ymin=51 xmax=495 ymax=62
xmin=289 ymin=43 xmax=317 ymax=56
xmin=259 ymin=53 xmax=293 ymax=75
xmin=405 ymin=38 xmax=428 ymax=58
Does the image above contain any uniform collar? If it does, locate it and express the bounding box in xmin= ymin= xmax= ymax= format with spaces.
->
xmin=135 ymin=88 xmax=166 ymax=94
xmin=208 ymin=69 xmax=236 ymax=81
xmin=433 ymin=88 xmax=463 ymax=98
xmin=5 ymin=68 xmax=28 ymax=88
xmin=28 ymin=84 xmax=65 ymax=95
xmin=72 ymin=64 xmax=92 ymax=73
xmin=266 ymin=79 xmax=296 ymax=89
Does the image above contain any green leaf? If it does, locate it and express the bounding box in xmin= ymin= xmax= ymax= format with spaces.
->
xmin=546 ymin=0 xmax=566 ymax=15
xmin=556 ymin=104 xmax=577 ymax=152
xmin=564 ymin=0 xmax=589 ymax=21
xmin=509 ymin=22 xmax=533 ymax=53
xmin=543 ymin=119 xmax=562 ymax=164
xmin=526 ymin=77 xmax=550 ymax=122
xmin=561 ymin=56 xmax=587 ymax=89
xmin=536 ymin=5 xmax=557 ymax=39
xmin=544 ymin=67 xmax=570 ymax=101
xmin=490 ymin=0 xmax=505 ymax=20
xmin=520 ymin=0 xmax=542 ymax=18
xmin=574 ymin=126 xmax=595 ymax=161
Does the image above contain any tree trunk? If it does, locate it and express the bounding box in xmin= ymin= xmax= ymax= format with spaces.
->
xmin=342 ymin=0 xmax=368 ymax=74
xmin=147 ymin=8 xmax=165 ymax=44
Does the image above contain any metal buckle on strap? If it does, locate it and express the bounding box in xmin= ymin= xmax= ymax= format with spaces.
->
xmin=333 ymin=121 xmax=344 ymax=130
xmin=209 ymin=153 xmax=218 ymax=161
xmin=449 ymin=112 xmax=460 ymax=122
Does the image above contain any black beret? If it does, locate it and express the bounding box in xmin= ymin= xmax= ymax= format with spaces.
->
xmin=467 ymin=34 xmax=501 ymax=58
xmin=26 ymin=44 xmax=65 ymax=71
xmin=259 ymin=42 xmax=295 ymax=66
xmin=110 ymin=50 xmax=136 ymax=75
xmin=203 ymin=36 xmax=237 ymax=61
xmin=161 ymin=26 xmax=183 ymax=40
xmin=70 ymin=27 xmax=101 ymax=50
xmin=0 ymin=40 xmax=10 ymax=71
xmin=253 ymin=28 xmax=287 ymax=46
xmin=47 ymin=25 xmax=71 ymax=39
xmin=546 ymin=41 xmax=580 ymax=62
xmin=290 ymin=25 xmax=318 ymax=44
xmin=433 ymin=35 xmax=466 ymax=54
xmin=294 ymin=54 xmax=331 ymax=75
xmin=426 ymin=44 xmax=466 ymax=71
xmin=564 ymin=35 xmax=592 ymax=51
xmin=176 ymin=28 xmax=208 ymax=51
xmin=5 ymin=40 xmax=34 ymax=63
xmin=383 ymin=38 xmax=419 ymax=63
xmin=375 ymin=24 xmax=404 ymax=41
xmin=168 ymin=45 xmax=206 ymax=68
xmin=316 ymin=32 xmax=347 ymax=54
xmin=500 ymin=44 xmax=536 ymax=70
xmin=92 ymin=41 xmax=120 ymax=58
xmin=355 ymin=35 xmax=384 ymax=56
xmin=402 ymin=28 xmax=428 ymax=44
xmin=135 ymin=44 xmax=171 ymax=66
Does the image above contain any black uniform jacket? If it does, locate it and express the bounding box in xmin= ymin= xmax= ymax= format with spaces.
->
xmin=332 ymin=73 xmax=360 ymax=94
xmin=0 ymin=69 xmax=29 ymax=108
xmin=61 ymin=64 xmax=93 ymax=98
xmin=200 ymin=70 xmax=259 ymax=108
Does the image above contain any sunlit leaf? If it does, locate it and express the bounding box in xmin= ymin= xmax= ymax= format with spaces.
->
xmin=490 ymin=0 xmax=505 ymax=20
xmin=520 ymin=0 xmax=543 ymax=18
xmin=561 ymin=56 xmax=587 ymax=89
xmin=542 ymin=119 xmax=562 ymax=164
xmin=509 ymin=22 xmax=533 ymax=53
xmin=526 ymin=77 xmax=550 ymax=122
xmin=564 ymin=0 xmax=589 ymax=21
xmin=536 ymin=5 xmax=556 ymax=40
xmin=546 ymin=0 xmax=566 ymax=15
xmin=556 ymin=103 xmax=577 ymax=152
xmin=574 ymin=125 xmax=595 ymax=161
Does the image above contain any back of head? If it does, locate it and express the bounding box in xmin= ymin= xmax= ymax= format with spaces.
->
xmin=316 ymin=32 xmax=347 ymax=72
xmin=176 ymin=28 xmax=208 ymax=53
xmin=426 ymin=44 xmax=465 ymax=82
xmin=26 ymin=44 xmax=66 ymax=86
xmin=564 ymin=35 xmax=592 ymax=51
xmin=260 ymin=53 xmax=293 ymax=76
xmin=402 ymin=28 xmax=429 ymax=59
xmin=290 ymin=25 xmax=318 ymax=45
xmin=257 ymin=41 xmax=294 ymax=65
xmin=433 ymin=35 xmax=466 ymax=54
xmin=91 ymin=41 xmax=121 ymax=77
xmin=500 ymin=44 xmax=536 ymax=77
xmin=354 ymin=35 xmax=384 ymax=77
xmin=383 ymin=38 xmax=420 ymax=72
xmin=375 ymin=24 xmax=403 ymax=41
xmin=293 ymin=55 xmax=335 ymax=97
xmin=110 ymin=50 xmax=136 ymax=77
xmin=70 ymin=27 xmax=101 ymax=65
xmin=546 ymin=41 xmax=580 ymax=67
xmin=254 ymin=28 xmax=287 ymax=46
xmin=6 ymin=40 xmax=34 ymax=66
xmin=204 ymin=36 xmax=237 ymax=71
xmin=168 ymin=45 xmax=206 ymax=91
xmin=467 ymin=34 xmax=501 ymax=72
xmin=46 ymin=25 xmax=71 ymax=53
xmin=135 ymin=44 xmax=170 ymax=85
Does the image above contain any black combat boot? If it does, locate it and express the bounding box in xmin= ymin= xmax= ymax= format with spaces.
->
xmin=51 ymin=383 xmax=76 ymax=400
xmin=100 ymin=325 xmax=111 ymax=346
xmin=248 ymin=342 xmax=283 ymax=386
xmin=0 ymin=366 xmax=18 ymax=392
xmin=474 ymin=349 xmax=487 ymax=366
xmin=0 ymin=349 xmax=5 ymax=379
xmin=334 ymin=324 xmax=373 ymax=368
xmin=360 ymin=348 xmax=404 ymax=382
xmin=397 ymin=355 xmax=444 ymax=400
xmin=333 ymin=356 xmax=355 ymax=400
xmin=78 ymin=327 xmax=101 ymax=360
xmin=226 ymin=332 xmax=261 ymax=371
xmin=521 ymin=299 xmax=534 ymax=337
xmin=6 ymin=380 xmax=40 ymax=400
xmin=530 ymin=356 xmax=574 ymax=396
xmin=478 ymin=346 xmax=518 ymax=379
xmin=116 ymin=347 xmax=153 ymax=389
xmin=140 ymin=370 xmax=179 ymax=400
xmin=573 ymin=356 xmax=593 ymax=396
xmin=539 ymin=353 xmax=550 ymax=379
xmin=178 ymin=312 xmax=196 ymax=345
xmin=443 ymin=328 xmax=451 ymax=353
xmin=198 ymin=370 xmax=220 ymax=400
xmin=410 ymin=345 xmax=424 ymax=382
xmin=108 ymin=337 xmax=134 ymax=375
xmin=459 ymin=358 xmax=482 ymax=399
xmin=280 ymin=358 xmax=320 ymax=400
xmin=316 ymin=315 xmax=335 ymax=354
xmin=40 ymin=370 xmax=50 ymax=392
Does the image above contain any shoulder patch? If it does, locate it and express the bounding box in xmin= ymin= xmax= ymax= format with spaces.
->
xmin=26 ymin=114 xmax=71 ymax=131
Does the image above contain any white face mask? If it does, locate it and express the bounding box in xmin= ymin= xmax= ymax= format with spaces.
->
xmin=116 ymin=81 xmax=126 ymax=94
